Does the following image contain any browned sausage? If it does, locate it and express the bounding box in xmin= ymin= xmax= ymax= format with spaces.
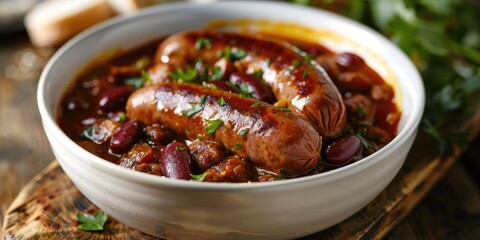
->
xmin=151 ymin=30 xmax=346 ymax=137
xmin=126 ymin=82 xmax=321 ymax=176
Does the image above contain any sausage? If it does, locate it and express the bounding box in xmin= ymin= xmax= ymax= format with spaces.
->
xmin=151 ymin=30 xmax=346 ymax=137
xmin=126 ymin=82 xmax=321 ymax=176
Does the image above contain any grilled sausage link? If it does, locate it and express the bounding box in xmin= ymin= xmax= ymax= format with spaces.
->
xmin=151 ymin=30 xmax=346 ymax=137
xmin=126 ymin=83 xmax=321 ymax=176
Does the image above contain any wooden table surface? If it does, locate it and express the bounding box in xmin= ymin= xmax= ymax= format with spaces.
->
xmin=2 ymin=30 xmax=480 ymax=240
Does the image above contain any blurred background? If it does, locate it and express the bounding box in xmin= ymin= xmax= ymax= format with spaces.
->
xmin=1 ymin=0 xmax=480 ymax=239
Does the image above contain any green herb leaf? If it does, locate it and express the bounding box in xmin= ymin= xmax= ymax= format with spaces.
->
xmin=195 ymin=38 xmax=212 ymax=50
xmin=134 ymin=56 xmax=151 ymax=69
xmin=125 ymin=70 xmax=152 ymax=89
xmin=182 ymin=95 xmax=206 ymax=117
xmin=234 ymin=143 xmax=241 ymax=150
xmin=210 ymin=66 xmax=224 ymax=81
xmin=190 ymin=172 xmax=207 ymax=182
xmin=251 ymin=102 xmax=261 ymax=108
xmin=356 ymin=133 xmax=377 ymax=151
xmin=205 ymin=119 xmax=223 ymax=135
xmin=221 ymin=47 xmax=247 ymax=61
xmin=277 ymin=107 xmax=291 ymax=112
xmin=357 ymin=107 xmax=366 ymax=118
xmin=302 ymin=71 xmax=310 ymax=79
xmin=170 ymin=67 xmax=198 ymax=82
xmin=239 ymin=128 xmax=249 ymax=138
xmin=77 ymin=211 xmax=108 ymax=231
xmin=238 ymin=82 xmax=253 ymax=97
xmin=175 ymin=146 xmax=186 ymax=151
xmin=292 ymin=59 xmax=301 ymax=67
xmin=217 ymin=97 xmax=226 ymax=106
xmin=253 ymin=70 xmax=264 ymax=79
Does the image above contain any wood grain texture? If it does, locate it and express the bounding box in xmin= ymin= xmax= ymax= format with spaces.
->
xmin=2 ymin=161 xmax=158 ymax=240
xmin=387 ymin=163 xmax=480 ymax=240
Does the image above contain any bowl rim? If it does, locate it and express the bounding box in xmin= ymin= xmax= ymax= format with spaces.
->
xmin=37 ymin=0 xmax=425 ymax=190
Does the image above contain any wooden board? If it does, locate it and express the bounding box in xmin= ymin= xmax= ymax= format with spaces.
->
xmin=3 ymin=105 xmax=480 ymax=240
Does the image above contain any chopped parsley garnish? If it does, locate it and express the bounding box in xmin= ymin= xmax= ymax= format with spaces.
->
xmin=292 ymin=59 xmax=301 ymax=67
xmin=217 ymin=97 xmax=226 ymax=106
xmin=356 ymin=133 xmax=377 ymax=151
xmin=357 ymin=107 xmax=366 ymax=118
xmin=234 ymin=143 xmax=241 ymax=150
xmin=251 ymin=102 xmax=261 ymax=108
xmin=111 ymin=112 xmax=127 ymax=122
xmin=264 ymin=58 xmax=271 ymax=65
xmin=190 ymin=172 xmax=207 ymax=182
xmin=81 ymin=125 xmax=95 ymax=139
xmin=134 ymin=56 xmax=151 ymax=69
xmin=302 ymin=71 xmax=310 ymax=79
xmin=300 ymin=51 xmax=313 ymax=63
xmin=221 ymin=47 xmax=247 ymax=61
xmin=205 ymin=119 xmax=223 ymax=134
xmin=210 ymin=66 xmax=224 ymax=81
xmin=77 ymin=211 xmax=108 ymax=231
xmin=175 ymin=146 xmax=186 ymax=151
xmin=240 ymin=128 xmax=249 ymax=138
xmin=125 ymin=70 xmax=152 ymax=89
xmin=253 ymin=70 xmax=264 ymax=79
xmin=170 ymin=67 xmax=198 ymax=82
xmin=238 ymin=82 xmax=253 ymax=97
xmin=195 ymin=37 xmax=212 ymax=50
xmin=277 ymin=107 xmax=291 ymax=112
xmin=182 ymin=95 xmax=206 ymax=117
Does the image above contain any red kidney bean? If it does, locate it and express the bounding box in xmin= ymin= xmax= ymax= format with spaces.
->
xmin=336 ymin=52 xmax=365 ymax=72
xmin=315 ymin=55 xmax=340 ymax=80
xmin=160 ymin=141 xmax=191 ymax=180
xmin=229 ymin=72 xmax=275 ymax=103
xmin=325 ymin=135 xmax=363 ymax=165
xmin=98 ymin=85 xmax=134 ymax=111
xmin=370 ymin=83 xmax=394 ymax=102
xmin=336 ymin=72 xmax=372 ymax=92
xmin=110 ymin=119 xmax=142 ymax=154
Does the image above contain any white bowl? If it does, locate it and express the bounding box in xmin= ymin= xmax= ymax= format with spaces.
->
xmin=37 ymin=1 xmax=424 ymax=239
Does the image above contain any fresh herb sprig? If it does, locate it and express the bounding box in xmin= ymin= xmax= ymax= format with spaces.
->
xmin=292 ymin=0 xmax=480 ymax=155
xmin=77 ymin=211 xmax=108 ymax=231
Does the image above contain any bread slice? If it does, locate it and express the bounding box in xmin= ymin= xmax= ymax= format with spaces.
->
xmin=24 ymin=0 xmax=114 ymax=47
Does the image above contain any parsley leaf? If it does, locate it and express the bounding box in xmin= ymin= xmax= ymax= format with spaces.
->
xmin=77 ymin=211 xmax=108 ymax=231
xmin=190 ymin=172 xmax=207 ymax=182
xmin=234 ymin=143 xmax=241 ymax=150
xmin=221 ymin=47 xmax=247 ymax=61
xmin=170 ymin=67 xmax=198 ymax=82
xmin=217 ymin=97 xmax=226 ymax=106
xmin=125 ymin=70 xmax=152 ymax=89
xmin=195 ymin=38 xmax=212 ymax=50
xmin=210 ymin=66 xmax=224 ymax=81
xmin=205 ymin=119 xmax=223 ymax=135
xmin=251 ymin=102 xmax=261 ymax=108
xmin=182 ymin=95 xmax=206 ymax=117
xmin=240 ymin=128 xmax=249 ymax=138
xmin=277 ymin=107 xmax=291 ymax=112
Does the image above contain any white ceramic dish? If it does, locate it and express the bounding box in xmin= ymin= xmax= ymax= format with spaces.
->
xmin=37 ymin=1 xmax=424 ymax=239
